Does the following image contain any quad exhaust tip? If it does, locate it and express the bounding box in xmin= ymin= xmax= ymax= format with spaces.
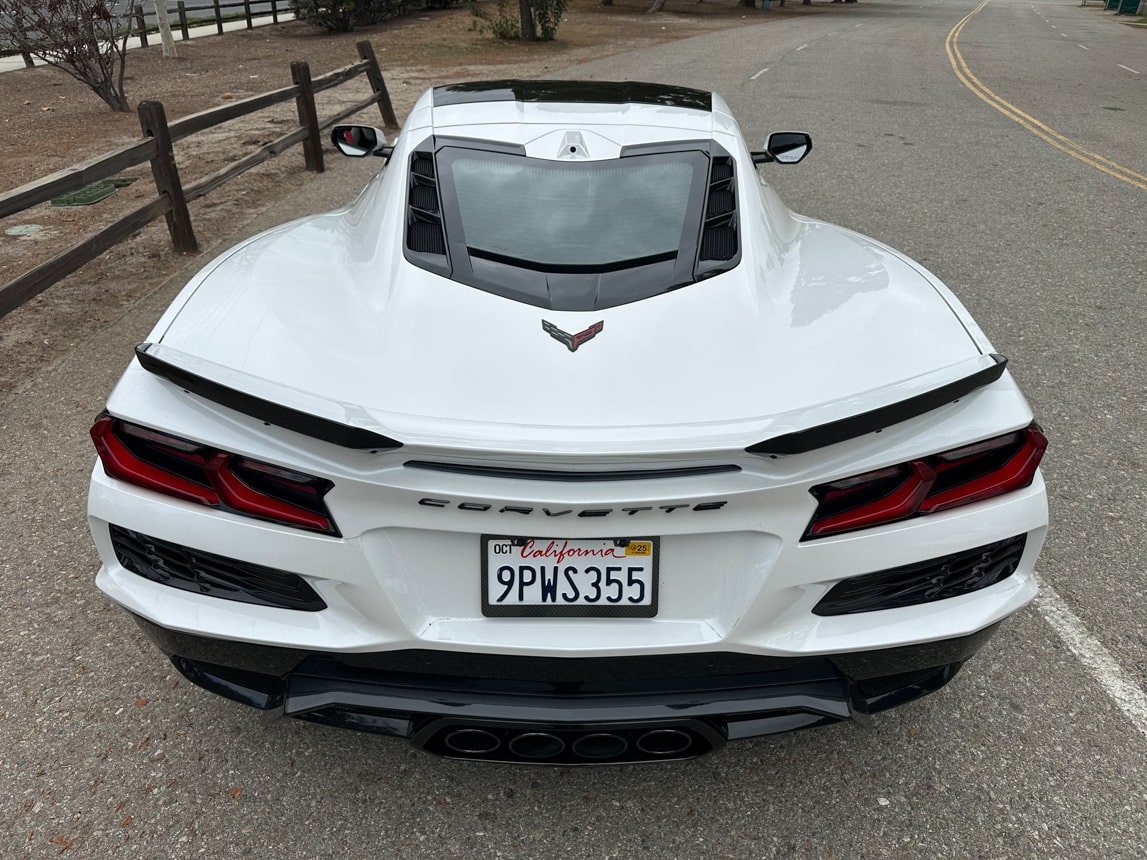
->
xmin=426 ymin=722 xmax=721 ymax=764
xmin=443 ymin=728 xmax=501 ymax=756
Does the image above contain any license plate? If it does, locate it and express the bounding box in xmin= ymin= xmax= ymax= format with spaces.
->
xmin=482 ymin=535 xmax=659 ymax=618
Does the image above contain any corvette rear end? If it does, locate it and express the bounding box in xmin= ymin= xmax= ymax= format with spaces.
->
xmin=86 ymin=81 xmax=1047 ymax=764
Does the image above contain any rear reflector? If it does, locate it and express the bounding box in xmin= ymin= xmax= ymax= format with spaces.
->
xmin=805 ymin=425 xmax=1046 ymax=539
xmin=91 ymin=415 xmax=338 ymax=536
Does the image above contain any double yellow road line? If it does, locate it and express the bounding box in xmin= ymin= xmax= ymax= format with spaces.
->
xmin=945 ymin=0 xmax=1147 ymax=191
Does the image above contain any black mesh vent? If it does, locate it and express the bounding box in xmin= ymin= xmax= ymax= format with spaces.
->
xmin=699 ymin=156 xmax=737 ymax=262
xmin=700 ymin=227 xmax=736 ymax=261
xmin=409 ymin=184 xmax=438 ymax=212
xmin=409 ymin=222 xmax=446 ymax=255
xmin=813 ymin=535 xmax=1027 ymax=616
xmin=109 ymin=525 xmax=326 ymax=612
xmin=709 ymin=160 xmax=733 ymax=181
xmin=707 ymin=189 xmax=734 ymax=216
xmin=407 ymin=151 xmax=446 ymax=259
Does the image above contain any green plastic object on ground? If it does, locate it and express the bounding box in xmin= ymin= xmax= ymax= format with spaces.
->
xmin=51 ymin=177 xmax=139 ymax=207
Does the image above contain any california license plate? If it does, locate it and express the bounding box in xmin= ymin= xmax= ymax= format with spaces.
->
xmin=481 ymin=535 xmax=659 ymax=618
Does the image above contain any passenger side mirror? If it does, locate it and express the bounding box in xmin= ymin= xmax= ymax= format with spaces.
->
xmin=331 ymin=125 xmax=393 ymax=159
xmin=751 ymin=132 xmax=812 ymax=165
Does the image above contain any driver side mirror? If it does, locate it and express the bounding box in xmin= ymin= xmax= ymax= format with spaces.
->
xmin=751 ymin=132 xmax=812 ymax=165
xmin=331 ymin=125 xmax=393 ymax=159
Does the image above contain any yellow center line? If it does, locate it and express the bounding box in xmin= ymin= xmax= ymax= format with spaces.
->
xmin=945 ymin=0 xmax=1147 ymax=191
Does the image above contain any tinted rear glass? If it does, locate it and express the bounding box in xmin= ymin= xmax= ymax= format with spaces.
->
xmin=443 ymin=151 xmax=703 ymax=269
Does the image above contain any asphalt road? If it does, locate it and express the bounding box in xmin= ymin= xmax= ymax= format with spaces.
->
xmin=2 ymin=0 xmax=1145 ymax=857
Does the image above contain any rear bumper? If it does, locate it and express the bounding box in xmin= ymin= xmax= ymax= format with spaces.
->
xmin=134 ymin=613 xmax=1003 ymax=764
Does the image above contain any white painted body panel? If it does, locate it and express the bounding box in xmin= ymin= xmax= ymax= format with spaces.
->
xmin=89 ymin=86 xmax=1047 ymax=666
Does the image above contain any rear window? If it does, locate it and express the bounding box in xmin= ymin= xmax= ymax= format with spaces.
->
xmin=449 ymin=156 xmax=698 ymax=268
xmin=406 ymin=141 xmax=738 ymax=311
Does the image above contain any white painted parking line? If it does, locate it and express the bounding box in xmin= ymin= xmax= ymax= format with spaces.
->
xmin=750 ymin=67 xmax=770 ymax=80
xmin=1118 ymin=64 xmax=1141 ymax=75
xmin=1036 ymin=578 xmax=1147 ymax=741
xmin=796 ymin=44 xmax=809 ymax=51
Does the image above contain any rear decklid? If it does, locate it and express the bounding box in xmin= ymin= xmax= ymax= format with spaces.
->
xmin=142 ymin=208 xmax=993 ymax=455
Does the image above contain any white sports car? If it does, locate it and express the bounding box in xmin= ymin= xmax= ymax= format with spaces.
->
xmin=88 ymin=81 xmax=1048 ymax=764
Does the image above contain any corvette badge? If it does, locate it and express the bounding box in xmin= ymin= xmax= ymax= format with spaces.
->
xmin=541 ymin=319 xmax=604 ymax=352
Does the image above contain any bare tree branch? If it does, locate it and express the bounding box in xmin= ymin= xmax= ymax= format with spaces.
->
xmin=0 ymin=0 xmax=132 ymax=111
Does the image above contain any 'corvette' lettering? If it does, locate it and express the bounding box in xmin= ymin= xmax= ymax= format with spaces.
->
xmin=419 ymin=498 xmax=727 ymax=516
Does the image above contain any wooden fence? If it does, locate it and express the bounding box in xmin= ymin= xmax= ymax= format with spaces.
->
xmin=0 ymin=40 xmax=398 ymax=319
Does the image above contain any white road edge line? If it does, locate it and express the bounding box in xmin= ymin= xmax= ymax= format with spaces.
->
xmin=1035 ymin=577 xmax=1147 ymax=740
xmin=1078 ymin=44 xmax=1089 ymax=50
xmin=750 ymin=67 xmax=770 ymax=80
xmin=1118 ymin=64 xmax=1141 ymax=75
xmin=796 ymin=44 xmax=809 ymax=51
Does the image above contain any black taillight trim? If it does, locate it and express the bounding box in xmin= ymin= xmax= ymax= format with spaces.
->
xmin=812 ymin=535 xmax=1027 ymax=615
xmin=134 ymin=343 xmax=401 ymax=451
xmin=110 ymin=525 xmax=327 ymax=612
xmin=747 ymin=354 xmax=1009 ymax=456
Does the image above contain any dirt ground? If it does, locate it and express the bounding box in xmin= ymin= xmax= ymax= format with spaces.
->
xmin=0 ymin=0 xmax=824 ymax=394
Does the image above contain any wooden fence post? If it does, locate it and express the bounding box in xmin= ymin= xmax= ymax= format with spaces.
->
xmin=271 ymin=0 xmax=279 ymax=23
xmin=213 ymin=0 xmax=223 ymax=34
xmin=21 ymin=51 xmax=34 ymax=69
xmin=355 ymin=40 xmax=399 ymax=129
xmin=290 ymin=62 xmax=324 ymax=174
xmin=243 ymin=0 xmax=253 ymax=28
xmin=138 ymin=101 xmax=199 ymax=254
xmin=177 ymin=1 xmax=190 ymax=40
xmin=134 ymin=5 xmax=149 ymax=47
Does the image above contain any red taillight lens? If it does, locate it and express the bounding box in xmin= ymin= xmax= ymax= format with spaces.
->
xmin=206 ymin=454 xmax=333 ymax=533
xmin=91 ymin=415 xmax=338 ymax=535
xmin=91 ymin=416 xmax=219 ymax=506
xmin=806 ymin=424 xmax=1046 ymax=539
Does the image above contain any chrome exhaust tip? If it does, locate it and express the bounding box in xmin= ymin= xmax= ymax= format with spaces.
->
xmin=636 ymin=728 xmax=694 ymax=756
xmin=508 ymin=732 xmax=566 ymax=759
xmin=443 ymin=727 xmax=501 ymax=755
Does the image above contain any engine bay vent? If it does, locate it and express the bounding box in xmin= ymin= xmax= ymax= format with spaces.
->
xmin=407 ymin=152 xmax=448 ymax=259
xmin=698 ymin=156 xmax=738 ymax=266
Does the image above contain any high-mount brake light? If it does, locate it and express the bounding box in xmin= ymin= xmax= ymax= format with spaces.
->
xmin=90 ymin=415 xmax=338 ymax=535
xmin=805 ymin=424 xmax=1047 ymax=539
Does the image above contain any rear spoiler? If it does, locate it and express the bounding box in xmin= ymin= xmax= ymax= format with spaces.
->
xmin=746 ymin=354 xmax=1008 ymax=456
xmin=134 ymin=342 xmax=402 ymax=450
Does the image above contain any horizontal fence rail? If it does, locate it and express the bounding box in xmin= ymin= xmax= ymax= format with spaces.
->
xmin=0 ymin=41 xmax=396 ymax=320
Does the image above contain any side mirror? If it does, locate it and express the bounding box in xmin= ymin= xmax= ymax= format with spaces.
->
xmin=751 ymin=132 xmax=812 ymax=165
xmin=331 ymin=125 xmax=393 ymax=159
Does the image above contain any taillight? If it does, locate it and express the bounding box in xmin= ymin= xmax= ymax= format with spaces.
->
xmin=805 ymin=424 xmax=1046 ymax=539
xmin=91 ymin=415 xmax=338 ymax=535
